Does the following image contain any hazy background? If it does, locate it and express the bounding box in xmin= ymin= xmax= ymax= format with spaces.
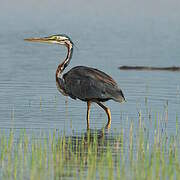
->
xmin=1 ymin=0 xmax=180 ymax=66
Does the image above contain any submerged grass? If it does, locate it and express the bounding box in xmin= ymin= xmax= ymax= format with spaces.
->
xmin=0 ymin=115 xmax=180 ymax=180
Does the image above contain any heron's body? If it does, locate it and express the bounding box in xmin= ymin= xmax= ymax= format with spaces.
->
xmin=25 ymin=34 xmax=125 ymax=129
xmin=58 ymin=66 xmax=124 ymax=102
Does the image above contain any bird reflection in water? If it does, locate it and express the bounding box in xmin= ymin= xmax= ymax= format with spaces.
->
xmin=63 ymin=124 xmax=122 ymax=160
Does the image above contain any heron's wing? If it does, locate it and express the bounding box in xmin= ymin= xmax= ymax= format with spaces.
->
xmin=63 ymin=66 xmax=125 ymax=102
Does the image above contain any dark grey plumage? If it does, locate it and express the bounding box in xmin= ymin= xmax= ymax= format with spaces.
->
xmin=59 ymin=66 xmax=125 ymax=103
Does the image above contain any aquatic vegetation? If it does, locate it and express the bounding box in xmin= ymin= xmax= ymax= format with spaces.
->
xmin=0 ymin=114 xmax=179 ymax=180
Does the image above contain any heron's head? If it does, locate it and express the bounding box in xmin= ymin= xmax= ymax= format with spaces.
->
xmin=24 ymin=34 xmax=73 ymax=46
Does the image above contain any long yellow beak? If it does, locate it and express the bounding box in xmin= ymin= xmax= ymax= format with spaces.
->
xmin=24 ymin=37 xmax=51 ymax=43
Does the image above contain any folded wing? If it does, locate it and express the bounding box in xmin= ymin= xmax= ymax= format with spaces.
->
xmin=60 ymin=66 xmax=125 ymax=102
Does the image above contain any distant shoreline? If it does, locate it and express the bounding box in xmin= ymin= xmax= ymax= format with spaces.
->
xmin=119 ymin=66 xmax=180 ymax=72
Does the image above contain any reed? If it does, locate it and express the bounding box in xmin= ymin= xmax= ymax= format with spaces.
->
xmin=0 ymin=112 xmax=179 ymax=179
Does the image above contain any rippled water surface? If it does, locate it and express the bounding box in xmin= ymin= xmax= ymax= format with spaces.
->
xmin=0 ymin=0 xmax=180 ymax=136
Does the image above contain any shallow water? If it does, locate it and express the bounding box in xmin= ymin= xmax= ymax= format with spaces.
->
xmin=0 ymin=0 xmax=180 ymax=137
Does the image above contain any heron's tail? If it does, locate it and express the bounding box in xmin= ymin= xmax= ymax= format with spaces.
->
xmin=112 ymin=89 xmax=126 ymax=103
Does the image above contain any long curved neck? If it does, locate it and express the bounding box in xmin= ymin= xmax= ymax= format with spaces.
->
xmin=56 ymin=40 xmax=73 ymax=78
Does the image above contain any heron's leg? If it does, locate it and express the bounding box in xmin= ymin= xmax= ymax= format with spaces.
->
xmin=96 ymin=101 xmax=111 ymax=129
xmin=86 ymin=101 xmax=91 ymax=129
